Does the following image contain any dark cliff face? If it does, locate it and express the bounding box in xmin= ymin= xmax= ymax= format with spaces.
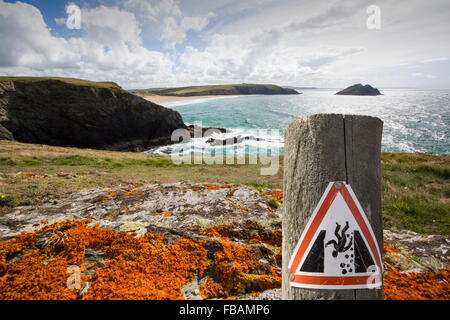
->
xmin=335 ymin=84 xmax=382 ymax=96
xmin=0 ymin=80 xmax=187 ymax=151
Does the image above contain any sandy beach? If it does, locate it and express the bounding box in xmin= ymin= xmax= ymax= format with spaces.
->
xmin=143 ymin=95 xmax=239 ymax=104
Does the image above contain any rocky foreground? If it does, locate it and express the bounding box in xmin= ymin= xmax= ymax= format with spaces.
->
xmin=0 ymin=182 xmax=448 ymax=299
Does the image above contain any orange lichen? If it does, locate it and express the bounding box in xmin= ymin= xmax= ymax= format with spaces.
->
xmin=121 ymin=191 xmax=136 ymax=197
xmin=383 ymin=240 xmax=401 ymax=255
xmin=199 ymin=222 xmax=281 ymax=247
xmin=164 ymin=212 xmax=172 ymax=217
xmin=199 ymin=225 xmax=230 ymax=239
xmin=0 ymin=220 xmax=209 ymax=300
xmin=0 ymin=220 xmax=88 ymax=299
xmin=199 ymin=240 xmax=280 ymax=299
xmin=381 ymin=241 xmax=449 ymax=300
xmin=106 ymin=192 xmax=118 ymax=198
xmin=262 ymin=225 xmax=281 ymax=247
xmin=15 ymin=172 xmax=42 ymax=180
xmin=85 ymin=237 xmax=209 ymax=300
xmin=262 ymin=191 xmax=283 ymax=203
xmin=192 ymin=184 xmax=232 ymax=191
xmin=199 ymin=278 xmax=224 ymax=299
xmin=384 ymin=269 xmax=450 ymax=300
xmin=95 ymin=198 xmax=108 ymax=204
xmin=213 ymin=240 xmax=255 ymax=294
xmin=249 ymin=236 xmax=262 ymax=244
xmin=243 ymin=267 xmax=281 ymax=293
xmin=125 ymin=186 xmax=143 ymax=191
xmin=3 ymin=216 xmax=447 ymax=300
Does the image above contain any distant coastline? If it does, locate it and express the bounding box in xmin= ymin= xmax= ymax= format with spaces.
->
xmin=143 ymin=94 xmax=241 ymax=104
xmin=130 ymin=83 xmax=299 ymax=97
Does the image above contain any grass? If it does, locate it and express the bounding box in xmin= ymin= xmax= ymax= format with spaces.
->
xmin=0 ymin=140 xmax=282 ymax=208
xmin=130 ymin=83 xmax=293 ymax=97
xmin=381 ymin=153 xmax=449 ymax=235
xmin=0 ymin=140 xmax=448 ymax=235
xmin=0 ymin=194 xmax=19 ymax=208
xmin=266 ymin=199 xmax=280 ymax=209
xmin=0 ymin=76 xmax=122 ymax=89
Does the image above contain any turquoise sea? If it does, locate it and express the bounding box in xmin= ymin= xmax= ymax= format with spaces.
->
xmin=147 ymin=89 xmax=450 ymax=156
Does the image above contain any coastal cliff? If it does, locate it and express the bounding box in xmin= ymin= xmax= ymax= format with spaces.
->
xmin=0 ymin=78 xmax=187 ymax=152
xmin=131 ymin=83 xmax=300 ymax=97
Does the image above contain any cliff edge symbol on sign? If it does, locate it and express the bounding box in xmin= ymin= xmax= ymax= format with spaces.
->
xmin=288 ymin=181 xmax=383 ymax=289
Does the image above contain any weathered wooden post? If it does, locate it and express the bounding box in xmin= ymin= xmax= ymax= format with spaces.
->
xmin=282 ymin=114 xmax=384 ymax=300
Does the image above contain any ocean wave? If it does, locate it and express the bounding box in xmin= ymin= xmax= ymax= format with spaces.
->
xmin=147 ymin=90 xmax=450 ymax=155
xmin=146 ymin=127 xmax=284 ymax=156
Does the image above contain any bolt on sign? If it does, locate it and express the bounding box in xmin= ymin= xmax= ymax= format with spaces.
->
xmin=288 ymin=181 xmax=383 ymax=289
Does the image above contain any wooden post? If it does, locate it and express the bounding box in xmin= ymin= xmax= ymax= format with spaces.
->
xmin=282 ymin=114 xmax=384 ymax=300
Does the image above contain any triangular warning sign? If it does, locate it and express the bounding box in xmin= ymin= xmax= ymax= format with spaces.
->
xmin=288 ymin=181 xmax=383 ymax=289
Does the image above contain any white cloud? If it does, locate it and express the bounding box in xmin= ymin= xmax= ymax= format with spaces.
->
xmin=0 ymin=1 xmax=79 ymax=69
xmin=421 ymin=57 xmax=448 ymax=64
xmin=174 ymin=17 xmax=366 ymax=86
xmin=412 ymin=72 xmax=436 ymax=79
xmin=123 ymin=0 xmax=214 ymax=49
xmin=0 ymin=1 xmax=175 ymax=87
xmin=1 ymin=0 xmax=449 ymax=89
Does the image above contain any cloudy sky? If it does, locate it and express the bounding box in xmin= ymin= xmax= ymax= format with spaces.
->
xmin=1 ymin=0 xmax=449 ymax=89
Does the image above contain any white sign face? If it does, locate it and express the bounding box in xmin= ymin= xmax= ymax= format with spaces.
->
xmin=288 ymin=181 xmax=383 ymax=290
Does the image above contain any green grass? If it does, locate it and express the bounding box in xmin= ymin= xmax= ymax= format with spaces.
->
xmin=0 ymin=194 xmax=19 ymax=208
xmin=2 ymin=154 xmax=187 ymax=170
xmin=381 ymin=153 xmax=450 ymax=235
xmin=0 ymin=76 xmax=121 ymax=89
xmin=0 ymin=140 xmax=448 ymax=235
xmin=266 ymin=199 xmax=280 ymax=209
xmin=243 ymin=181 xmax=275 ymax=190
xmin=0 ymin=140 xmax=283 ymax=208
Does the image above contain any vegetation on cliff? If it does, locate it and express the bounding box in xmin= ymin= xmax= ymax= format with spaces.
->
xmin=130 ymin=83 xmax=299 ymax=97
xmin=0 ymin=76 xmax=122 ymax=89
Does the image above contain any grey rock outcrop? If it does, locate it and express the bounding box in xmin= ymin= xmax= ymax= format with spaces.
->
xmin=0 ymin=79 xmax=187 ymax=151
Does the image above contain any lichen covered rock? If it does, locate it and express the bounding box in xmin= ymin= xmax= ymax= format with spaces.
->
xmin=0 ymin=183 xmax=282 ymax=300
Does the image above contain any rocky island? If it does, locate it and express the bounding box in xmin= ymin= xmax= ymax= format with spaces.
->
xmin=336 ymin=83 xmax=382 ymax=96
xmin=0 ymin=77 xmax=187 ymax=152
